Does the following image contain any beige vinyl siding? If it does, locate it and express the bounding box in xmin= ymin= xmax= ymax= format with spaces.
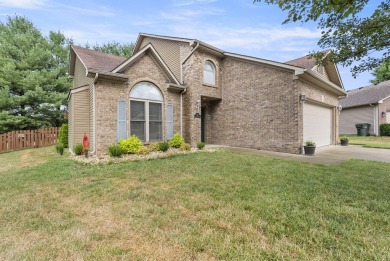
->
xmin=68 ymin=95 xmax=74 ymax=150
xmin=140 ymin=37 xmax=190 ymax=81
xmin=340 ymin=106 xmax=375 ymax=135
xmin=73 ymin=89 xmax=90 ymax=147
xmin=73 ymin=57 xmax=89 ymax=88
xmin=71 ymin=56 xmax=95 ymax=153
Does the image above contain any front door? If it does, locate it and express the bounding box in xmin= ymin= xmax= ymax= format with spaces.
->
xmin=201 ymin=108 xmax=205 ymax=143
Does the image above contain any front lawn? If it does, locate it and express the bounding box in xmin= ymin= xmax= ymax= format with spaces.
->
xmin=0 ymin=147 xmax=389 ymax=260
xmin=346 ymin=135 xmax=390 ymax=149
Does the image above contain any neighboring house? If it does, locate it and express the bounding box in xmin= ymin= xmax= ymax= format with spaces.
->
xmin=68 ymin=33 xmax=346 ymax=156
xmin=339 ymin=80 xmax=390 ymax=136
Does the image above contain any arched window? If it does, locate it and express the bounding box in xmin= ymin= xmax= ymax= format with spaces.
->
xmin=130 ymin=82 xmax=163 ymax=141
xmin=203 ymin=61 xmax=216 ymax=85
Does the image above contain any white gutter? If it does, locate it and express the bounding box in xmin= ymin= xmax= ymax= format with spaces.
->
xmin=179 ymin=41 xmax=199 ymax=136
xmin=180 ymin=87 xmax=188 ymax=136
xmin=181 ymin=41 xmax=200 ymax=84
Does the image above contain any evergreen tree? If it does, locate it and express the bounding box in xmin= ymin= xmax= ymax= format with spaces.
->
xmin=0 ymin=16 xmax=72 ymax=133
xmin=91 ymin=41 xmax=134 ymax=57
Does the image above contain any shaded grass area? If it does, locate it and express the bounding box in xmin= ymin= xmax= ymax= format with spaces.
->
xmin=0 ymin=147 xmax=390 ymax=260
xmin=347 ymin=136 xmax=390 ymax=149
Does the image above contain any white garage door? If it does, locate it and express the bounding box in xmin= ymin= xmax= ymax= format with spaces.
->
xmin=303 ymin=103 xmax=333 ymax=147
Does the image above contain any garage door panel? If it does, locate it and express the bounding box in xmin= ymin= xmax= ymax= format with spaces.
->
xmin=303 ymin=103 xmax=332 ymax=147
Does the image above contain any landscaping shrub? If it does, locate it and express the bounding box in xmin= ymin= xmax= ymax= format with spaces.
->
xmin=180 ymin=143 xmax=191 ymax=151
xmin=56 ymin=143 xmax=64 ymax=155
xmin=169 ymin=133 xmax=184 ymax=148
xmin=148 ymin=142 xmax=160 ymax=152
xmin=137 ymin=146 xmax=150 ymax=155
xmin=74 ymin=143 xmax=83 ymax=155
xmin=380 ymin=123 xmax=390 ymax=136
xmin=197 ymin=142 xmax=205 ymax=150
xmin=58 ymin=123 xmax=68 ymax=148
xmin=158 ymin=141 xmax=170 ymax=152
xmin=108 ymin=144 xmax=123 ymax=157
xmin=119 ymin=135 xmax=143 ymax=154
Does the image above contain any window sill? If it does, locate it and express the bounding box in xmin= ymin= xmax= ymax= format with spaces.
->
xmin=202 ymin=83 xmax=218 ymax=88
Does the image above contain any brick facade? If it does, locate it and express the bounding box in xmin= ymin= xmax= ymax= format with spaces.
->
xmin=95 ymin=54 xmax=181 ymax=155
xmin=70 ymin=36 xmax=345 ymax=156
xmin=379 ymin=97 xmax=390 ymax=126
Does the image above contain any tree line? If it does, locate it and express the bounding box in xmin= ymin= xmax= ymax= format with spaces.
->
xmin=0 ymin=16 xmax=134 ymax=134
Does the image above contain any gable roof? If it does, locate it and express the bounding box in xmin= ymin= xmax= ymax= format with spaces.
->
xmin=285 ymin=51 xmax=344 ymax=89
xmin=70 ymin=45 xmax=126 ymax=74
xmin=69 ymin=33 xmax=346 ymax=95
xmin=340 ymin=80 xmax=390 ymax=108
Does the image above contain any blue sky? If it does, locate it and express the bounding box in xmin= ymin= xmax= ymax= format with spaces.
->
xmin=0 ymin=0 xmax=379 ymax=90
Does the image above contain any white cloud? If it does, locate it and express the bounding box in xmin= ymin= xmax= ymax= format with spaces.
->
xmin=161 ymin=7 xmax=224 ymax=21
xmin=170 ymin=24 xmax=321 ymax=53
xmin=174 ymin=0 xmax=217 ymax=7
xmin=63 ymin=26 xmax=137 ymax=46
xmin=0 ymin=0 xmax=46 ymax=9
xmin=55 ymin=3 xmax=115 ymax=17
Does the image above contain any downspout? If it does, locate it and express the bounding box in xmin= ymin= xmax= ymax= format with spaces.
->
xmin=180 ymin=87 xmax=187 ymax=136
xmin=180 ymin=41 xmax=199 ymax=137
xmin=92 ymin=73 xmax=99 ymax=154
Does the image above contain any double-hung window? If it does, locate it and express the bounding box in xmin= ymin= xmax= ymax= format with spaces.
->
xmin=130 ymin=82 xmax=163 ymax=141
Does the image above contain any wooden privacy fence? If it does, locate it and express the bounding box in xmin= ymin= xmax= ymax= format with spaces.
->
xmin=0 ymin=127 xmax=60 ymax=153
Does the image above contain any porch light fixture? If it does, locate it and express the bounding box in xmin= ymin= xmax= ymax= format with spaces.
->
xmin=299 ymin=93 xmax=306 ymax=103
xmin=337 ymin=104 xmax=342 ymax=113
xmin=382 ymin=111 xmax=386 ymax=118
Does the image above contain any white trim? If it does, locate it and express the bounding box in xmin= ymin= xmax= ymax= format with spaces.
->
xmin=224 ymin=52 xmax=305 ymax=73
xmin=374 ymin=105 xmax=379 ymax=136
xmin=71 ymin=46 xmax=89 ymax=77
xmin=379 ymin=94 xmax=390 ymax=103
xmin=70 ymin=85 xmax=89 ymax=94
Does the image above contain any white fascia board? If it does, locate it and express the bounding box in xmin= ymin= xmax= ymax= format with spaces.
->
xmin=304 ymin=70 xmax=347 ymax=95
xmin=224 ymin=52 xmax=304 ymax=73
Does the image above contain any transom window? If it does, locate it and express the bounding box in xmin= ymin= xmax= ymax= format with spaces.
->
xmin=130 ymin=82 xmax=163 ymax=141
xmin=203 ymin=61 xmax=216 ymax=85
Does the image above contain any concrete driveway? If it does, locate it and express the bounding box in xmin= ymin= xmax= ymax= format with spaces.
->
xmin=217 ymin=145 xmax=390 ymax=165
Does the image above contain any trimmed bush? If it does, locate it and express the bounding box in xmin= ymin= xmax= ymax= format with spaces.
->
xmin=158 ymin=141 xmax=170 ymax=152
xmin=197 ymin=142 xmax=205 ymax=150
xmin=148 ymin=142 xmax=160 ymax=152
xmin=180 ymin=143 xmax=191 ymax=151
xmin=56 ymin=143 xmax=64 ymax=155
xmin=380 ymin=123 xmax=390 ymax=136
xmin=137 ymin=146 xmax=150 ymax=155
xmin=58 ymin=123 xmax=68 ymax=148
xmin=74 ymin=143 xmax=83 ymax=155
xmin=169 ymin=133 xmax=184 ymax=148
xmin=119 ymin=135 xmax=143 ymax=154
xmin=108 ymin=144 xmax=123 ymax=157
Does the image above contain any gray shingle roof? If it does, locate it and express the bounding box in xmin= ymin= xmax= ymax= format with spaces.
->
xmin=285 ymin=55 xmax=316 ymax=69
xmin=340 ymin=80 xmax=390 ymax=108
xmin=71 ymin=45 xmax=127 ymax=72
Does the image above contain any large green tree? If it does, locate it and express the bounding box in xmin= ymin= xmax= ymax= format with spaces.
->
xmin=371 ymin=60 xmax=390 ymax=84
xmin=254 ymin=0 xmax=390 ymax=76
xmin=0 ymin=16 xmax=72 ymax=133
xmin=90 ymin=41 xmax=134 ymax=57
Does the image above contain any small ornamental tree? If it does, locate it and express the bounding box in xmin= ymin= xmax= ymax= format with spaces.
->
xmin=58 ymin=123 xmax=68 ymax=148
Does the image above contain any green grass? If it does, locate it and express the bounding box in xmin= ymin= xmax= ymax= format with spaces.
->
xmin=346 ymin=135 xmax=390 ymax=149
xmin=1 ymin=146 xmax=390 ymax=260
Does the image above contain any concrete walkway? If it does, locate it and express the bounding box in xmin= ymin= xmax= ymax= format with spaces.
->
xmin=207 ymin=145 xmax=390 ymax=165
